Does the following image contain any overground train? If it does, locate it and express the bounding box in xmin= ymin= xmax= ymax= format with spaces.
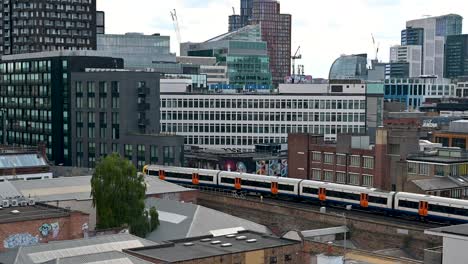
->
xmin=143 ymin=165 xmax=468 ymax=223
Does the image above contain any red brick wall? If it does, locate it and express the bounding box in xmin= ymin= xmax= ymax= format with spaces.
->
xmin=0 ymin=211 xmax=89 ymax=251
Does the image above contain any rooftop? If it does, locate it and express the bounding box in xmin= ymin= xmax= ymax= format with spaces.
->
xmin=426 ymin=224 xmax=468 ymax=238
xmin=126 ymin=230 xmax=299 ymax=263
xmin=0 ymin=181 xmax=23 ymax=200
xmin=412 ymin=176 xmax=468 ymax=191
xmin=0 ymin=233 xmax=157 ymax=264
xmin=145 ymin=198 xmax=269 ymax=242
xmin=12 ymin=175 xmax=194 ymax=202
xmin=407 ymin=148 xmax=468 ymax=164
xmin=0 ymin=203 xmax=70 ymax=224
xmin=41 ymin=251 xmax=153 ymax=264
xmin=1 ymin=50 xmax=119 ymax=61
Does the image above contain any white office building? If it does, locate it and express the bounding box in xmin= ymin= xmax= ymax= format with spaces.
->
xmin=160 ymin=82 xmax=384 ymax=150
xmin=390 ymin=45 xmax=423 ymax=77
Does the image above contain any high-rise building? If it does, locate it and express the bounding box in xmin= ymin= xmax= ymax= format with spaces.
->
xmin=390 ymin=45 xmax=423 ymax=77
xmin=0 ymin=0 xmax=97 ymax=55
xmin=444 ymin=35 xmax=468 ymax=79
xmin=228 ymin=0 xmax=253 ymax=32
xmin=401 ymin=27 xmax=424 ymax=46
xmin=96 ymin=11 xmax=105 ymax=34
xmin=228 ymin=15 xmax=242 ymax=32
xmin=405 ymin=14 xmax=463 ymax=77
xmin=329 ymin=54 xmax=368 ymax=80
xmin=181 ymin=24 xmax=272 ymax=89
xmin=250 ymin=0 xmax=292 ymax=86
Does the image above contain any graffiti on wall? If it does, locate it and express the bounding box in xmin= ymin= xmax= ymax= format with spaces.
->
xmin=3 ymin=233 xmax=39 ymax=249
xmin=39 ymin=222 xmax=60 ymax=238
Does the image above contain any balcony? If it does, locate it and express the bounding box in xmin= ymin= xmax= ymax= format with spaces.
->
xmin=137 ymin=103 xmax=150 ymax=112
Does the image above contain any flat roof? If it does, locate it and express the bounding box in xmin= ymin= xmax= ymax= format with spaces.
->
xmin=406 ymin=155 xmax=468 ymax=164
xmin=126 ymin=231 xmax=299 ymax=263
xmin=426 ymin=224 xmax=468 ymax=238
xmin=1 ymin=50 xmax=118 ymax=61
xmin=0 ymin=203 xmax=70 ymax=224
xmin=412 ymin=177 xmax=468 ymax=191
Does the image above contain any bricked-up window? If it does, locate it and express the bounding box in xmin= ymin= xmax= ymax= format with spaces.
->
xmin=270 ymin=256 xmax=277 ymax=264
xmin=363 ymin=175 xmax=374 ymax=187
xmin=348 ymin=173 xmax=360 ymax=185
xmin=363 ymin=156 xmax=374 ymax=169
xmin=336 ymin=172 xmax=346 ymax=183
xmin=324 ymin=170 xmax=334 ymax=182
xmin=350 ymin=155 xmax=361 ymax=167
xmin=419 ymin=163 xmax=429 ymax=175
xmin=324 ymin=153 xmax=334 ymax=164
xmin=312 ymin=169 xmax=321 ymax=180
xmin=408 ymin=163 xmax=417 ymax=174
xmin=336 ymin=154 xmax=346 ymax=165
xmin=312 ymin=151 xmax=322 ymax=162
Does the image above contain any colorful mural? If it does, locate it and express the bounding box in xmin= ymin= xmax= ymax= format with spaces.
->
xmin=3 ymin=233 xmax=39 ymax=249
xmin=256 ymin=159 xmax=288 ymax=177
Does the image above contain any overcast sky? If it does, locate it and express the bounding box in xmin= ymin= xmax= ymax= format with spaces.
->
xmin=98 ymin=0 xmax=468 ymax=78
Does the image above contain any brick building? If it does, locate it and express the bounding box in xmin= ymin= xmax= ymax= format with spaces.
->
xmin=0 ymin=182 xmax=89 ymax=251
xmin=124 ymin=230 xmax=302 ymax=264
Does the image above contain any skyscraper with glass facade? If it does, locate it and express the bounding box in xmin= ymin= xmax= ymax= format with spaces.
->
xmin=444 ymin=35 xmax=468 ymax=79
xmin=329 ymin=54 xmax=368 ymax=80
xmin=181 ymin=24 xmax=272 ymax=89
xmin=250 ymin=0 xmax=291 ymax=86
xmin=228 ymin=0 xmax=253 ymax=32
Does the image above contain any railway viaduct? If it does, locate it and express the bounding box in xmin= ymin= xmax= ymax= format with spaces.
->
xmin=196 ymin=190 xmax=443 ymax=260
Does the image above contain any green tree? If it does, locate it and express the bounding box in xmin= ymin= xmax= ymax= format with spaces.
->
xmin=149 ymin=206 xmax=160 ymax=231
xmin=91 ymin=153 xmax=148 ymax=236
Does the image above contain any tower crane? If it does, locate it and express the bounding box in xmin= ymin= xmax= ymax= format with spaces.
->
xmin=170 ymin=9 xmax=181 ymax=47
xmin=371 ymin=34 xmax=380 ymax=61
xmin=291 ymin=46 xmax=302 ymax=77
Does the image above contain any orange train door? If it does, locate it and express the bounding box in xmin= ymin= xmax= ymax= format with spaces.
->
xmin=271 ymin=182 xmax=279 ymax=195
xmin=235 ymin=178 xmax=241 ymax=190
xmin=159 ymin=170 xmax=166 ymax=180
xmin=419 ymin=201 xmax=429 ymax=217
xmin=318 ymin=188 xmax=326 ymax=201
xmin=192 ymin=173 xmax=199 ymax=185
xmin=360 ymin=193 xmax=369 ymax=208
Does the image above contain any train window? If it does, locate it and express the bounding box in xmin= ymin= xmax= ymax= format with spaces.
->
xmin=368 ymin=196 xmax=388 ymax=204
xmin=398 ymin=200 xmax=419 ymax=209
xmin=166 ymin=172 xmax=192 ymax=179
xmin=428 ymin=204 xmax=468 ymax=216
xmin=148 ymin=170 xmax=159 ymax=176
xmin=221 ymin=177 xmax=235 ymax=184
xmin=242 ymin=180 xmax=270 ymax=189
xmin=302 ymin=187 xmax=318 ymax=195
xmin=199 ymin=175 xmax=213 ymax=181
xmin=278 ymin=184 xmax=294 ymax=192
xmin=327 ymin=190 xmax=360 ymax=201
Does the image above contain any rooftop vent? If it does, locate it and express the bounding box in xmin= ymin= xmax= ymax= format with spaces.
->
xmin=184 ymin=242 xmax=194 ymax=246
xmin=246 ymin=239 xmax=257 ymax=243
xmin=221 ymin=243 xmax=232 ymax=247
xmin=211 ymin=240 xmax=222 ymax=245
xmin=10 ymin=210 xmax=20 ymax=214
xmin=225 ymin=234 xmax=236 ymax=238
xmin=236 ymin=236 xmax=247 ymax=240
xmin=200 ymin=238 xmax=212 ymax=242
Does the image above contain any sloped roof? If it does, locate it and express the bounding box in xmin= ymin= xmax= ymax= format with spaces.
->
xmin=205 ymin=24 xmax=262 ymax=43
xmin=0 ymin=233 xmax=157 ymax=264
xmin=144 ymin=198 xmax=270 ymax=242
xmin=40 ymin=251 xmax=152 ymax=264
xmin=0 ymin=154 xmax=47 ymax=169
xmin=0 ymin=181 xmax=22 ymax=200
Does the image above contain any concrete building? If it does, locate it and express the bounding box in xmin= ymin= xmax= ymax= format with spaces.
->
xmin=144 ymin=198 xmax=269 ymax=243
xmin=433 ymin=120 xmax=468 ymax=150
xmin=97 ymin=33 xmax=179 ymax=73
xmin=0 ymin=182 xmax=89 ymax=251
xmin=176 ymin=56 xmax=228 ymax=86
xmin=404 ymin=14 xmax=463 ymax=77
xmin=160 ymin=81 xmax=384 ymax=151
xmin=0 ymin=146 xmax=52 ymax=181
xmin=13 ymin=175 xmax=198 ymax=230
xmin=425 ymin=224 xmax=468 ymax=264
xmin=390 ymin=45 xmax=423 ymax=77
xmin=0 ymin=233 xmax=157 ymax=264
xmin=0 ymin=0 xmax=97 ymax=55
xmin=384 ymin=77 xmax=456 ymax=110
xmin=124 ymin=230 xmax=302 ymax=264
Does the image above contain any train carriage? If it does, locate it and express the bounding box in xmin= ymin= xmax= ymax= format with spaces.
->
xmin=395 ymin=192 xmax=468 ymax=222
xmin=143 ymin=165 xmax=218 ymax=186
xmin=299 ymin=180 xmax=394 ymax=210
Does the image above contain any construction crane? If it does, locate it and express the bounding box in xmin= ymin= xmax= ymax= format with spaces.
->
xmin=232 ymin=7 xmax=236 ymax=15
xmin=170 ymin=9 xmax=181 ymax=47
xmin=371 ymin=34 xmax=380 ymax=61
xmin=291 ymin=46 xmax=302 ymax=77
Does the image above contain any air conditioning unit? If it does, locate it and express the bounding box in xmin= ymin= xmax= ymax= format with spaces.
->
xmin=2 ymin=200 xmax=9 ymax=208
xmin=20 ymin=201 xmax=28 ymax=207
xmin=28 ymin=198 xmax=36 ymax=206
xmin=11 ymin=200 xmax=18 ymax=207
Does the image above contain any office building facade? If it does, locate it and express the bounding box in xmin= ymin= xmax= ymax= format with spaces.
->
xmin=181 ymin=24 xmax=272 ymax=89
xmin=390 ymin=45 xmax=423 ymax=77
xmin=329 ymin=54 xmax=368 ymax=80
xmin=228 ymin=0 xmax=254 ymax=32
xmin=250 ymin=0 xmax=291 ymax=86
xmin=401 ymin=27 xmax=424 ymax=46
xmin=405 ymin=14 xmax=463 ymax=77
xmin=160 ymin=82 xmax=384 ymax=151
xmin=70 ymin=70 xmax=184 ymax=169
xmin=444 ymin=35 xmax=468 ymax=79
xmin=0 ymin=0 xmax=97 ymax=55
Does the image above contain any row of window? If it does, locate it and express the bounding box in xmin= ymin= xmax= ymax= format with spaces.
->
xmin=311 ymin=169 xmax=374 ymax=187
xmin=161 ymin=98 xmax=367 ymax=110
xmin=312 ymin=152 xmax=375 ymax=169
xmin=408 ymin=162 xmax=468 ymax=177
xmin=301 ymin=187 xmax=387 ymax=204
